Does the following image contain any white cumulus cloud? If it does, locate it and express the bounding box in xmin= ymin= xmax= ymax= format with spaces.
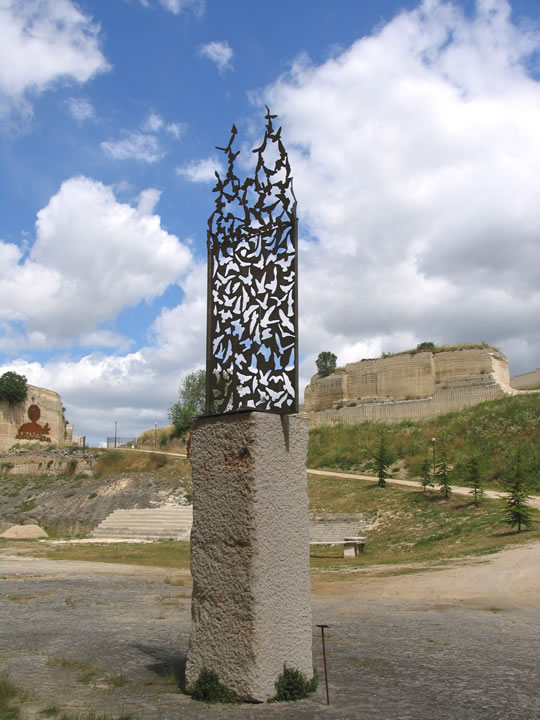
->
xmin=261 ymin=0 xmax=540 ymax=381
xmin=176 ymin=156 xmax=224 ymax=183
xmin=102 ymin=112 xmax=185 ymax=162
xmin=199 ymin=41 xmax=233 ymax=73
xmin=101 ymin=131 xmax=164 ymax=163
xmin=0 ymin=0 xmax=109 ymax=118
xmin=0 ymin=177 xmax=192 ymax=348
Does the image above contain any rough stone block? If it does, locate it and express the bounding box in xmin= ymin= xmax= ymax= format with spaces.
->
xmin=185 ymin=411 xmax=313 ymax=702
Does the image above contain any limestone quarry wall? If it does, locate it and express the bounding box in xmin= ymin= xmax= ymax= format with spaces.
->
xmin=304 ymin=348 xmax=515 ymax=428
xmin=511 ymin=368 xmax=540 ymax=390
xmin=346 ymin=353 xmax=435 ymax=401
xmin=0 ymin=385 xmax=65 ymax=452
xmin=307 ymin=382 xmax=507 ymax=429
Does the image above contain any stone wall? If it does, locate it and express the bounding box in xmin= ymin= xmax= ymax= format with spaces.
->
xmin=304 ymin=347 xmax=515 ymax=428
xmin=511 ymin=368 xmax=540 ymax=390
xmin=0 ymin=385 xmax=65 ymax=451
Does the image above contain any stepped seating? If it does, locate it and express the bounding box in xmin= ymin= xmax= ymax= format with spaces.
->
xmin=91 ymin=508 xmax=365 ymax=545
xmin=308 ymin=514 xmax=366 ymax=544
xmin=91 ymin=506 xmax=193 ymax=541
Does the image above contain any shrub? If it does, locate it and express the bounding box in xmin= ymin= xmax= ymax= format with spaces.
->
xmin=316 ymin=352 xmax=337 ymax=377
xmin=272 ymin=665 xmax=318 ymax=702
xmin=190 ymin=667 xmax=238 ymax=703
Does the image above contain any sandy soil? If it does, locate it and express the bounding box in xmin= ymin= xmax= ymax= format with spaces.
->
xmin=312 ymin=541 xmax=540 ymax=609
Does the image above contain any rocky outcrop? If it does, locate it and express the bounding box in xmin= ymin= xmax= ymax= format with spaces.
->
xmin=304 ymin=347 xmax=516 ymax=427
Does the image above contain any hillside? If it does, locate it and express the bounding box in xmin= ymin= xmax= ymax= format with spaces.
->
xmin=0 ymin=449 xmax=192 ymax=536
xmin=308 ymin=393 xmax=540 ymax=491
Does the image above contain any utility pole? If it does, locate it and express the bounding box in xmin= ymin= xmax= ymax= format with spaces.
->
xmin=431 ymin=437 xmax=436 ymax=481
xmin=114 ymin=421 xmax=117 ymax=449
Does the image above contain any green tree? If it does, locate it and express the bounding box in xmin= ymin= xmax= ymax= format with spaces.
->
xmin=420 ymin=456 xmax=433 ymax=492
xmin=373 ymin=433 xmax=391 ymax=488
xmin=0 ymin=371 xmax=28 ymax=404
xmin=503 ymin=449 xmax=532 ymax=533
xmin=316 ymin=352 xmax=337 ymax=377
xmin=436 ymin=445 xmax=452 ymax=499
xmin=465 ymin=456 xmax=484 ymax=506
xmin=168 ymin=369 xmax=206 ymax=439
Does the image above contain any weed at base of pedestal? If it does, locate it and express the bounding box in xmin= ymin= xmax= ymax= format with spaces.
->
xmin=190 ymin=667 xmax=239 ymax=704
xmin=270 ymin=665 xmax=318 ymax=702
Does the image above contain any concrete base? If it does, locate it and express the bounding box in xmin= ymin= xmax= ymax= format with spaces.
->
xmin=185 ymin=412 xmax=313 ymax=702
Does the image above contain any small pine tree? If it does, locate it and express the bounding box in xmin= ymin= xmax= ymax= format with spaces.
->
xmin=436 ymin=445 xmax=452 ymax=500
xmin=465 ymin=456 xmax=484 ymax=506
xmin=420 ymin=457 xmax=433 ymax=492
xmin=373 ymin=433 xmax=391 ymax=488
xmin=503 ymin=449 xmax=532 ymax=533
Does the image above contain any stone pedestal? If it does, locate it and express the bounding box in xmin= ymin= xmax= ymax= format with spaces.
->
xmin=185 ymin=411 xmax=313 ymax=702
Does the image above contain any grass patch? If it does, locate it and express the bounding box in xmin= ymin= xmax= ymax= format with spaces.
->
xmin=15 ymin=498 xmax=36 ymax=513
xmin=93 ymin=450 xmax=170 ymax=478
xmin=308 ymin=472 xmax=540 ymax=571
xmin=0 ymin=676 xmax=25 ymax=720
xmin=54 ymin=714 xmax=133 ymax=720
xmin=24 ymin=541 xmax=191 ymax=570
xmin=39 ymin=705 xmax=60 ymax=717
xmin=308 ymin=393 xmax=540 ymax=491
xmin=104 ymin=673 xmax=128 ymax=688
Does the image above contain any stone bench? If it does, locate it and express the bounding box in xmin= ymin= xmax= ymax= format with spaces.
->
xmin=310 ymin=536 xmax=367 ymax=558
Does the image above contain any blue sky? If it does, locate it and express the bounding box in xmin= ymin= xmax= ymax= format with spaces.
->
xmin=1 ymin=0 xmax=540 ymax=445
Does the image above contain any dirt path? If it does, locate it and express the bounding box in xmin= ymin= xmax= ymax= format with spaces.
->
xmin=308 ymin=468 xmax=540 ymax=509
xmin=312 ymin=541 xmax=540 ymax=610
xmin=127 ymin=448 xmax=540 ymax=510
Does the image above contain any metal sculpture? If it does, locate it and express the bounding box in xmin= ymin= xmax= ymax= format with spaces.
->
xmin=206 ymin=108 xmax=298 ymax=415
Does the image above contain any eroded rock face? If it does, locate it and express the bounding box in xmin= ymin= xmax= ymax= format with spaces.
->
xmin=0 ymin=451 xmax=192 ymax=537
xmin=304 ymin=347 xmax=515 ymax=426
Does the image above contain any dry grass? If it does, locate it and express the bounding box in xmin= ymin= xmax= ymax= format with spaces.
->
xmin=308 ymin=472 xmax=539 ymax=572
xmin=19 ymin=540 xmax=192 ymax=571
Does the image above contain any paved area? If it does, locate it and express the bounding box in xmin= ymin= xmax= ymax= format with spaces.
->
xmin=1 ymin=546 xmax=539 ymax=720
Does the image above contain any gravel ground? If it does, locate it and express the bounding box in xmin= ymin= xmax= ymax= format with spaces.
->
xmin=1 ymin=547 xmax=539 ymax=720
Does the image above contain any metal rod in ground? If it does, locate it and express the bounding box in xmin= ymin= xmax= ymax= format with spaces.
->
xmin=317 ymin=624 xmax=330 ymax=705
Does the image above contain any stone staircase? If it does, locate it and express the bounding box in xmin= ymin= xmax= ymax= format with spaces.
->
xmin=309 ymin=514 xmax=366 ymax=544
xmin=90 ymin=508 xmax=365 ymax=544
xmin=91 ymin=506 xmax=193 ymax=541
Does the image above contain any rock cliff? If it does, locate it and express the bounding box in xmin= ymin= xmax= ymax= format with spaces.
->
xmin=304 ymin=347 xmax=515 ymax=427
